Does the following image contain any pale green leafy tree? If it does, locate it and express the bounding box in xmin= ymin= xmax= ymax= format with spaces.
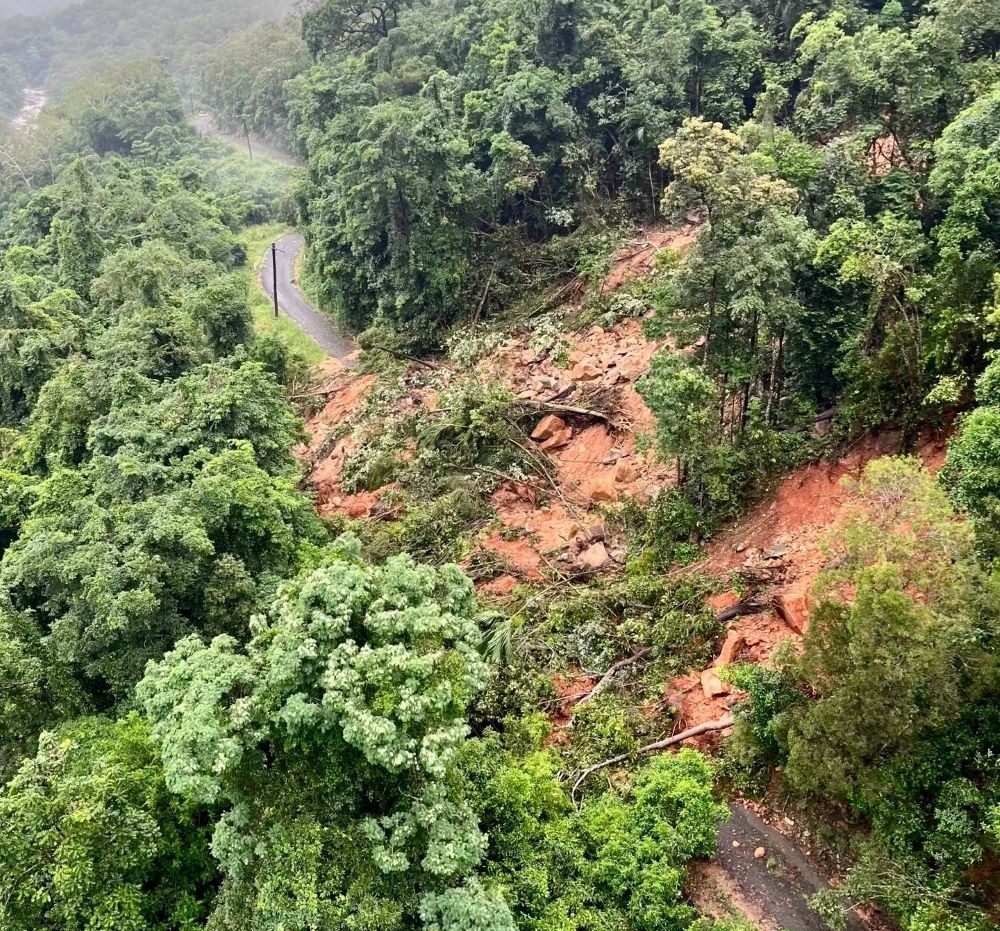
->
xmin=139 ymin=535 xmax=506 ymax=930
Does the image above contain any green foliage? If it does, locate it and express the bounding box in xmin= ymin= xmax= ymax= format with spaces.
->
xmin=464 ymin=733 xmax=728 ymax=931
xmin=298 ymin=93 xmax=483 ymax=337
xmin=0 ymin=0 xmax=296 ymax=102
xmin=201 ymin=22 xmax=309 ymax=150
xmin=726 ymin=659 xmax=801 ymax=759
xmin=139 ymin=539 xmax=504 ymax=929
xmin=621 ymin=488 xmax=701 ymax=569
xmin=784 ymin=458 xmax=996 ymax=803
xmin=654 ymin=116 xmax=816 ymax=429
xmin=639 ymin=353 xmax=720 ymax=480
xmin=791 ymin=10 xmax=965 ymax=150
xmin=284 ymin=0 xmax=776 ymax=339
xmin=0 ymin=54 xmax=22 ymax=116
xmin=735 ymin=459 xmax=1000 ymax=928
xmin=4 ymin=3 xmax=1000 ymax=930
xmin=365 ymin=488 xmax=492 ymax=564
xmin=0 ymin=276 xmax=86 ymax=427
xmin=942 ymin=356 xmax=1000 ymax=557
xmin=640 ymin=350 xmax=811 ymax=525
xmin=0 ymin=70 xmax=320 ymax=751
xmin=0 ymin=714 xmax=215 ymax=931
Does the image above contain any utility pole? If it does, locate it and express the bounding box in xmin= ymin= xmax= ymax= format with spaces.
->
xmin=242 ymin=115 xmax=253 ymax=160
xmin=271 ymin=243 xmax=279 ymax=318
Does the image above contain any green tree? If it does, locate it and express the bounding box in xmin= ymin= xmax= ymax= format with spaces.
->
xmin=463 ymin=730 xmax=729 ymax=931
xmin=300 ymin=94 xmax=483 ymax=338
xmin=791 ymin=11 xmax=964 ymax=155
xmin=731 ymin=459 xmax=1000 ymax=928
xmin=0 ymin=714 xmax=215 ymax=931
xmin=638 ymin=352 xmax=720 ymax=485
xmin=925 ymin=85 xmax=1000 ymax=377
xmin=815 ymin=213 xmax=930 ymax=429
xmin=302 ymin=0 xmax=409 ymax=57
xmin=657 ymin=117 xmax=815 ymax=431
xmin=139 ymin=538 xmax=505 ymax=930
xmin=942 ymin=356 xmax=1000 ymax=557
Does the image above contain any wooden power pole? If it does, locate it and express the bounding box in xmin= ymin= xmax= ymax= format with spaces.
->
xmin=242 ymin=115 xmax=253 ymax=160
xmin=271 ymin=243 xmax=279 ymax=318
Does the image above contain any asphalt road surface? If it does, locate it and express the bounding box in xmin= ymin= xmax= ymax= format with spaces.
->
xmin=260 ymin=232 xmax=356 ymax=359
xmin=716 ymin=804 xmax=867 ymax=931
xmin=193 ymin=112 xmax=299 ymax=166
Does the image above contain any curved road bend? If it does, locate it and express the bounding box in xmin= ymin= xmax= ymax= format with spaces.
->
xmin=260 ymin=232 xmax=356 ymax=359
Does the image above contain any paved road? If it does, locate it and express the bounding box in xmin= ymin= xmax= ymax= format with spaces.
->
xmin=193 ymin=111 xmax=300 ymax=166
xmin=260 ymin=232 xmax=356 ymax=359
xmin=715 ymin=804 xmax=867 ymax=931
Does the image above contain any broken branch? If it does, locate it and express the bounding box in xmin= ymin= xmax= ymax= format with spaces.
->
xmin=575 ymin=647 xmax=652 ymax=708
xmin=571 ymin=714 xmax=735 ymax=802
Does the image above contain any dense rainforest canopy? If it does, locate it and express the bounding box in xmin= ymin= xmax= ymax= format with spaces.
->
xmin=1 ymin=0 xmax=999 ymax=930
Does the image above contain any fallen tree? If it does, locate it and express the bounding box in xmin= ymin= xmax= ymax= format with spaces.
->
xmin=572 ymin=597 xmax=770 ymax=707
xmin=571 ymin=714 xmax=735 ymax=802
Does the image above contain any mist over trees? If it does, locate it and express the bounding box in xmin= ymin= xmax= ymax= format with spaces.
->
xmin=0 ymin=0 xmax=299 ymax=92
xmin=0 ymin=0 xmax=79 ymax=20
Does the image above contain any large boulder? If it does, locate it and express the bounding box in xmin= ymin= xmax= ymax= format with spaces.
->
xmin=531 ymin=414 xmax=569 ymax=442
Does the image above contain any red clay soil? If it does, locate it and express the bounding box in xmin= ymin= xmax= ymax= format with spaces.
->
xmin=462 ymin=315 xmax=678 ymax=578
xmin=302 ymin=223 xmax=690 ymax=572
xmin=662 ymin=429 xmax=952 ymax=735
xmin=866 ymin=133 xmax=905 ymax=176
xmin=549 ymin=670 xmax=599 ymax=739
xmin=295 ymin=225 xmax=954 ymax=746
xmin=599 ymin=221 xmax=700 ymax=293
xmin=302 ymin=370 xmax=379 ymax=518
xmin=706 ymin=430 xmax=949 ymax=607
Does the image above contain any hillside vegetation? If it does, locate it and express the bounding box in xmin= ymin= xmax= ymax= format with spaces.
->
xmin=1 ymin=2 xmax=1000 ymax=931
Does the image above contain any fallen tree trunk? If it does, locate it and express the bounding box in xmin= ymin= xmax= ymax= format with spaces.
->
xmin=714 ymin=597 xmax=771 ymax=624
xmin=576 ymin=648 xmax=652 ymax=708
xmin=571 ymin=714 xmax=735 ymax=802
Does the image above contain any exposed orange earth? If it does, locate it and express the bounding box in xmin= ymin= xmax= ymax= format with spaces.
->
xmin=297 ymin=222 xmax=952 ymax=738
xmin=665 ymin=429 xmax=950 ymax=736
xmin=302 ymin=223 xmax=688 ymax=573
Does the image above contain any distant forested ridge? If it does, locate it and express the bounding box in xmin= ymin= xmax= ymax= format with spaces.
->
xmin=0 ymin=0 xmax=78 ymax=20
xmin=0 ymin=0 xmax=297 ymax=92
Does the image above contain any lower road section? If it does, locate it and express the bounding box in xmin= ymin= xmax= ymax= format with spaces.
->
xmin=260 ymin=232 xmax=355 ymax=359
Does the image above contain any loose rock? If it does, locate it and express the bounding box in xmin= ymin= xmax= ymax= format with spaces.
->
xmin=579 ymin=542 xmax=611 ymax=571
xmin=531 ymin=414 xmax=569 ymax=442
xmin=716 ymin=629 xmax=747 ymax=667
xmin=700 ymin=668 xmax=729 ymax=699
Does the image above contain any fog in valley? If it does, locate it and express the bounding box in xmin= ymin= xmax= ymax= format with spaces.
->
xmin=0 ymin=0 xmax=78 ymax=19
xmin=2 ymin=2 xmax=1000 ymax=931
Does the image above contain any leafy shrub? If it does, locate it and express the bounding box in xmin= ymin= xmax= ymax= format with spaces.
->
xmin=463 ymin=732 xmax=728 ymax=931
xmin=0 ymin=714 xmax=216 ymax=931
xmin=941 ymin=357 xmax=1000 ymax=557
xmin=365 ymin=488 xmax=492 ymax=564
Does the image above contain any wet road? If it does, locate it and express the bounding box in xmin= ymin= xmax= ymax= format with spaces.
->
xmin=259 ymin=232 xmax=356 ymax=359
xmin=715 ymin=803 xmax=867 ymax=931
xmin=193 ymin=111 xmax=299 ymax=166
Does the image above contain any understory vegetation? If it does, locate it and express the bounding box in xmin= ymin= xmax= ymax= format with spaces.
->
xmin=1 ymin=0 xmax=1000 ymax=930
